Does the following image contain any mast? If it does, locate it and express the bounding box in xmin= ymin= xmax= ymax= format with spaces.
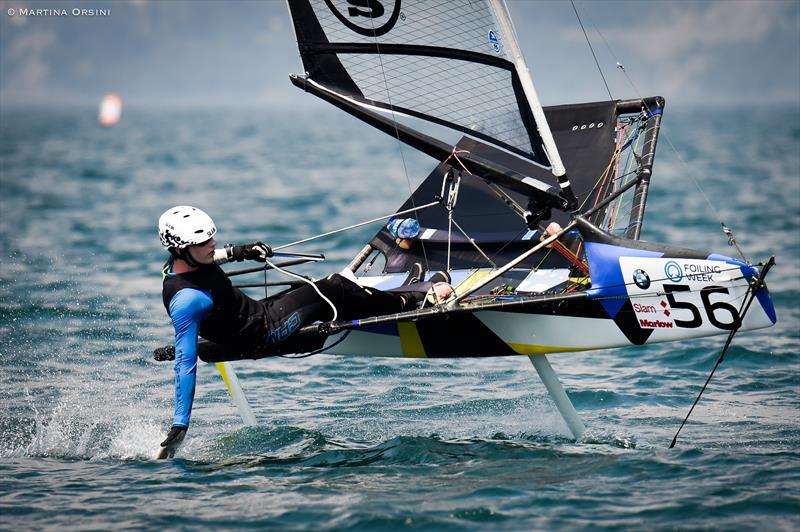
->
xmin=489 ymin=0 xmax=579 ymax=210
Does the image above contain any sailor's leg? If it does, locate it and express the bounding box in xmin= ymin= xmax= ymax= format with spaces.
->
xmin=528 ymin=355 xmax=585 ymax=440
xmin=262 ymin=274 xmax=407 ymax=344
xmin=315 ymin=274 xmax=411 ymax=319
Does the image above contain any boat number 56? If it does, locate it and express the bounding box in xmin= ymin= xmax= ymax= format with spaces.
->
xmin=663 ymin=284 xmax=741 ymax=330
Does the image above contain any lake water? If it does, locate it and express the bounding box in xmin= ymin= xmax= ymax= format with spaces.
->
xmin=1 ymin=103 xmax=798 ymax=530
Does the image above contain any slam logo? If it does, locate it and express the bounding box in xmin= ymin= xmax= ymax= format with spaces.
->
xmin=325 ymin=0 xmax=402 ymax=37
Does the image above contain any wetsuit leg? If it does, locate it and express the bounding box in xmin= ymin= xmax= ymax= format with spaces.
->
xmin=261 ymin=274 xmax=410 ymax=345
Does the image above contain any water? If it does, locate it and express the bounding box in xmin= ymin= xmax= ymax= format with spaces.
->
xmin=1 ymin=104 xmax=798 ymax=530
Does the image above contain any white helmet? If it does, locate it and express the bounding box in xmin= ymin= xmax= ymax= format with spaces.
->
xmin=158 ymin=206 xmax=217 ymax=249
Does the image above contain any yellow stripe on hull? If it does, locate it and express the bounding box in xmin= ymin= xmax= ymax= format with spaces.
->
xmin=398 ymin=322 xmax=427 ymax=358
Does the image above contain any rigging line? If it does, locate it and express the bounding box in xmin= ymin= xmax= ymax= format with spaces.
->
xmin=452 ymin=147 xmax=587 ymax=271
xmin=485 ymin=181 xmax=527 ymax=220
xmin=580 ymin=115 xmax=640 ymax=212
xmin=274 ymin=200 xmax=439 ymax=251
xmin=605 ymin=122 xmax=627 ymax=230
xmin=570 ymin=0 xmax=613 ymax=100
xmin=608 ymin=122 xmax=642 ymax=231
xmin=591 ymin=24 xmax=742 ymax=258
xmin=280 ymin=330 xmax=352 ymax=359
xmin=493 ymin=226 xmax=533 ymax=265
xmin=450 ymin=217 xmax=498 ymax=269
xmin=367 ymin=17 xmax=431 ymax=273
xmin=618 ymin=63 xmax=724 ymax=226
xmin=581 ymin=143 xmax=619 ymax=212
xmin=669 ymin=257 xmax=775 ymax=448
xmin=447 ymin=208 xmax=454 ymax=272
xmin=446 ymin=148 xmax=531 ymax=267
xmin=533 ymin=246 xmax=553 ymax=271
xmin=550 ymin=240 xmax=589 ymax=274
xmin=264 ymin=257 xmax=338 ymax=322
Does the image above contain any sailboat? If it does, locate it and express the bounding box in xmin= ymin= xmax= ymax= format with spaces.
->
xmin=163 ymin=0 xmax=777 ymax=440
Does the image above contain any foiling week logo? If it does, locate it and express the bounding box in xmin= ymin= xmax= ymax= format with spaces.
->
xmin=325 ymin=0 xmax=402 ymax=37
xmin=664 ymin=260 xmax=683 ymax=282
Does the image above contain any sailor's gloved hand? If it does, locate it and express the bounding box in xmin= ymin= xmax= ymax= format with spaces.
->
xmin=160 ymin=426 xmax=187 ymax=448
xmin=226 ymin=242 xmax=273 ymax=262
xmin=153 ymin=345 xmax=175 ymax=362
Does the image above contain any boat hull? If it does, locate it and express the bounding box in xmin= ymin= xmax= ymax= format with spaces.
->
xmin=324 ymin=255 xmax=776 ymax=358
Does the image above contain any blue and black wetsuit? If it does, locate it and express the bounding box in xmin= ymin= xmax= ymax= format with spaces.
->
xmin=162 ymin=259 xmax=411 ymax=427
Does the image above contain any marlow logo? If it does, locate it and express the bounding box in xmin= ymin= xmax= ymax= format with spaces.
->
xmin=325 ymin=0 xmax=401 ymax=37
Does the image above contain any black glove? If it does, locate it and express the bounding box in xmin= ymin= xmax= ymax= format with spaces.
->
xmin=226 ymin=242 xmax=272 ymax=262
xmin=160 ymin=426 xmax=187 ymax=447
xmin=153 ymin=345 xmax=175 ymax=362
xmin=157 ymin=426 xmax=187 ymax=459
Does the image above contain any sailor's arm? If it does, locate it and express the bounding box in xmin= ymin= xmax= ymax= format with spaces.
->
xmin=167 ymin=288 xmax=213 ymax=429
xmin=212 ymin=242 xmax=272 ymax=264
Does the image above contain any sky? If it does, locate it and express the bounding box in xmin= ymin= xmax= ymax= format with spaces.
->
xmin=0 ymin=0 xmax=798 ymax=110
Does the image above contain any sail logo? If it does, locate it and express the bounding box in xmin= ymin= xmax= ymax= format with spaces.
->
xmin=488 ymin=30 xmax=501 ymax=53
xmin=664 ymin=261 xmax=683 ymax=282
xmin=325 ymin=0 xmax=401 ymax=37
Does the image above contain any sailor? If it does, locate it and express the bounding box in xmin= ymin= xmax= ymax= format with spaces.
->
xmin=157 ymin=206 xmax=452 ymax=452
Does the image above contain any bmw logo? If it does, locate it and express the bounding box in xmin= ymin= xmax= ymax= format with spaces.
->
xmin=633 ymin=269 xmax=651 ymax=289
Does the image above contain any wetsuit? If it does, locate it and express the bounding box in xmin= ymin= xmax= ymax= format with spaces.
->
xmin=162 ymin=259 xmax=413 ymax=427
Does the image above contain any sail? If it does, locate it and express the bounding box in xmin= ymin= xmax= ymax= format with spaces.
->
xmin=288 ymin=0 xmax=551 ymax=167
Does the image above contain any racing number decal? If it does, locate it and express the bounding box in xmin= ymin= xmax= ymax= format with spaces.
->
xmin=663 ymin=284 xmax=741 ymax=330
xmin=700 ymin=286 xmax=741 ymax=330
xmin=663 ymin=285 xmax=701 ymax=328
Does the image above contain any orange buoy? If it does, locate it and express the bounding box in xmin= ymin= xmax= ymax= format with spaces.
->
xmin=98 ymin=93 xmax=122 ymax=127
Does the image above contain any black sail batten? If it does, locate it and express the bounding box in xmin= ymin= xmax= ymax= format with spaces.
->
xmin=300 ymin=42 xmax=517 ymax=69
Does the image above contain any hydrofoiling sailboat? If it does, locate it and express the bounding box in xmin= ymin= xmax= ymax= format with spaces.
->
xmin=157 ymin=0 xmax=777 ymax=441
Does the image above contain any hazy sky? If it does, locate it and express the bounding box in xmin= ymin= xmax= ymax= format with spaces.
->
xmin=1 ymin=0 xmax=798 ymax=109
